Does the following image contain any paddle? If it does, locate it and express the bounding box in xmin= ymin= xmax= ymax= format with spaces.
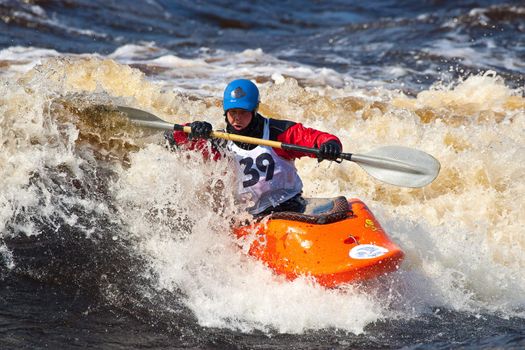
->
xmin=116 ymin=106 xmax=440 ymax=188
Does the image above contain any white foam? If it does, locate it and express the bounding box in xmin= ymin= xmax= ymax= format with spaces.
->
xmin=108 ymin=43 xmax=165 ymax=61
xmin=425 ymin=37 xmax=524 ymax=72
xmin=113 ymin=145 xmax=386 ymax=333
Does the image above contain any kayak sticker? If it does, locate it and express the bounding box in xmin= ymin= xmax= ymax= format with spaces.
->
xmin=349 ymin=244 xmax=388 ymax=259
xmin=364 ymin=219 xmax=379 ymax=231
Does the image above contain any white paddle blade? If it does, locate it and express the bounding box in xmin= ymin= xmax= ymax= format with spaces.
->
xmin=351 ymin=146 xmax=440 ymax=188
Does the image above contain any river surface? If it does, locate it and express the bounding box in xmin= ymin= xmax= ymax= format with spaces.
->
xmin=1 ymin=1 xmax=524 ymax=349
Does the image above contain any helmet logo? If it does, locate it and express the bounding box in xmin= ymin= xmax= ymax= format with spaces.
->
xmin=231 ymin=87 xmax=246 ymax=99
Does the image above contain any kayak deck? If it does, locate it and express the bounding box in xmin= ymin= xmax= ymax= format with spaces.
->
xmin=234 ymin=198 xmax=404 ymax=287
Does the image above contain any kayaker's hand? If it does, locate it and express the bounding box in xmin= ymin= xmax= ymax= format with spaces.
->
xmin=190 ymin=121 xmax=213 ymax=139
xmin=318 ymin=140 xmax=342 ymax=161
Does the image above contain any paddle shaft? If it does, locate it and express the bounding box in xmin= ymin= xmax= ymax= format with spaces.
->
xmin=174 ymin=124 xmax=434 ymax=178
xmin=173 ymin=124 xmax=352 ymax=161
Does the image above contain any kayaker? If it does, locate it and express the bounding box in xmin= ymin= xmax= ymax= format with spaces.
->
xmin=166 ymin=79 xmax=342 ymax=216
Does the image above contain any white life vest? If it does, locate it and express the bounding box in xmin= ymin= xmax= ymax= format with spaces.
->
xmin=227 ymin=118 xmax=303 ymax=214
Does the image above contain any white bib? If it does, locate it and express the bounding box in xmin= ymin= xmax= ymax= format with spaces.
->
xmin=228 ymin=118 xmax=303 ymax=214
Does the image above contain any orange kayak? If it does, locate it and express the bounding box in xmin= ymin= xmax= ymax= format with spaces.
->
xmin=234 ymin=197 xmax=404 ymax=287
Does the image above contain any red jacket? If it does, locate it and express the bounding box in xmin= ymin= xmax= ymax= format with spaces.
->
xmin=170 ymin=116 xmax=341 ymax=161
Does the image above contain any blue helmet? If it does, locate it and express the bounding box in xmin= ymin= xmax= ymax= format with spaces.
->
xmin=223 ymin=79 xmax=259 ymax=112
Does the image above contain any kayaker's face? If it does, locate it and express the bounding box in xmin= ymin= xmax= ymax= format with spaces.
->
xmin=227 ymin=109 xmax=253 ymax=131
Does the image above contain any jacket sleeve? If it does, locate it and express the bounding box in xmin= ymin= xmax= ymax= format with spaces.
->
xmin=274 ymin=122 xmax=342 ymax=160
xmin=170 ymin=126 xmax=223 ymax=161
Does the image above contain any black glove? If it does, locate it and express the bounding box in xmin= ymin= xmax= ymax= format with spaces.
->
xmin=190 ymin=121 xmax=213 ymax=139
xmin=318 ymin=140 xmax=342 ymax=161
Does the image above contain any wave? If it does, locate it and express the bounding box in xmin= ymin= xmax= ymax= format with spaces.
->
xmin=0 ymin=56 xmax=523 ymax=334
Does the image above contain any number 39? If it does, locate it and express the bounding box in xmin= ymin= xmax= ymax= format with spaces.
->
xmin=239 ymin=153 xmax=275 ymax=188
